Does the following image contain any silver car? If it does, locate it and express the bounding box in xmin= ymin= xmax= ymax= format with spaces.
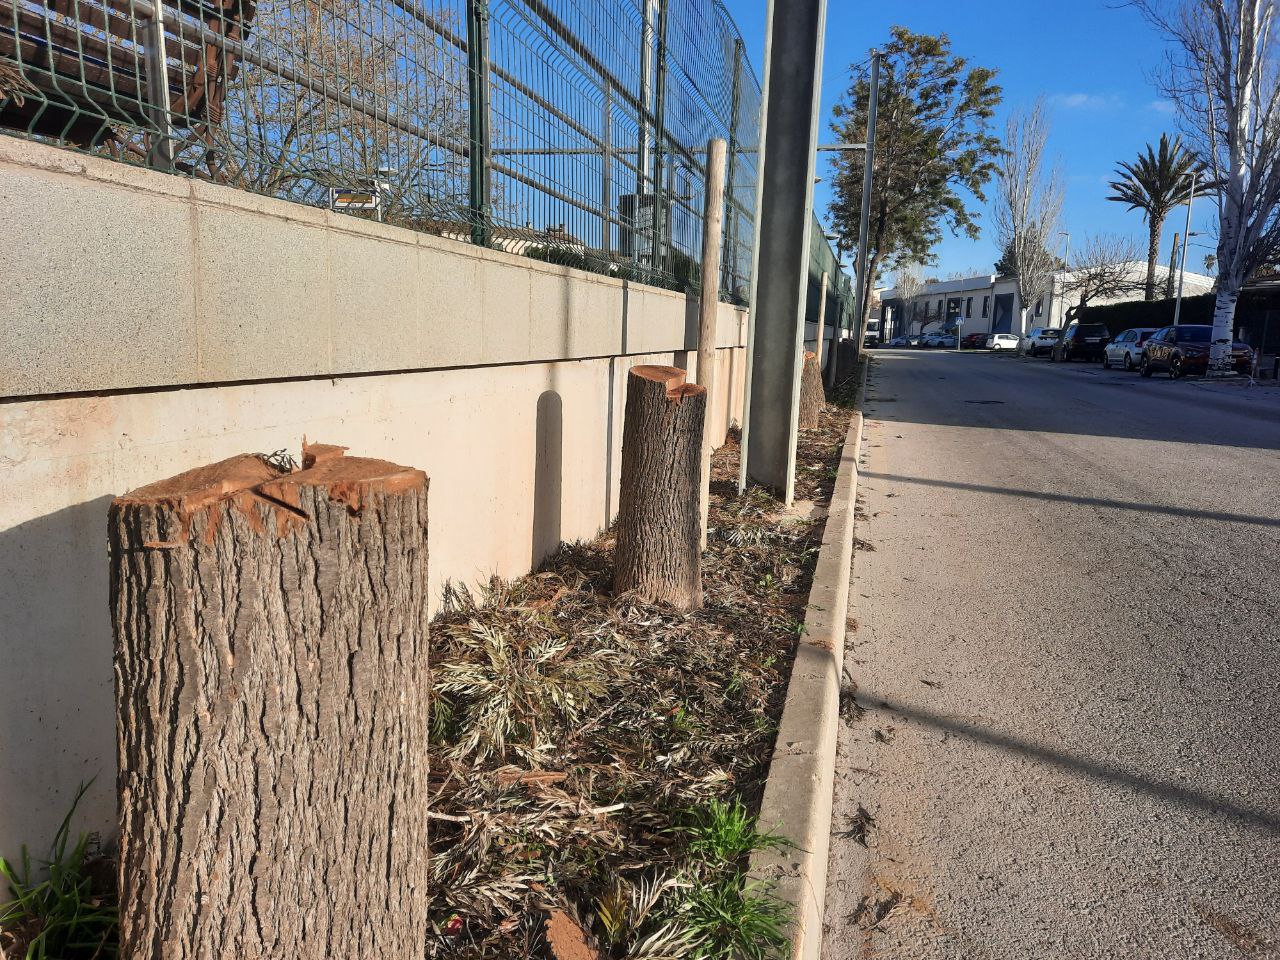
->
xmin=1102 ymin=328 xmax=1159 ymax=371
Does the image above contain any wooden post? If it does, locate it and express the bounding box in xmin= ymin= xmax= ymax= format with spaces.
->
xmin=697 ymin=138 xmax=728 ymax=550
xmin=109 ymin=445 xmax=431 ymax=960
xmin=814 ymin=269 xmax=829 ymax=374
xmin=798 ymin=351 xmax=824 ymax=429
xmin=615 ymin=366 xmax=707 ymax=610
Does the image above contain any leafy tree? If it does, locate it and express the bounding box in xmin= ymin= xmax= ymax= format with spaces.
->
xmin=828 ymin=27 xmax=1003 ymax=332
xmin=994 ymin=237 xmax=1064 ymax=276
xmin=1106 ymin=134 xmax=1203 ymax=302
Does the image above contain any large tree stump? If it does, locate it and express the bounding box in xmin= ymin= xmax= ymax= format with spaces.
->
xmin=614 ymin=365 xmax=707 ymax=611
xmin=109 ymin=446 xmax=431 ymax=960
xmin=798 ymin=350 xmax=825 ymax=429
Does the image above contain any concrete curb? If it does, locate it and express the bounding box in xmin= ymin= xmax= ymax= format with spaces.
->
xmin=749 ymin=359 xmax=869 ymax=960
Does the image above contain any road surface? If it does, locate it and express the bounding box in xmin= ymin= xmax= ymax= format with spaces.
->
xmin=823 ymin=349 xmax=1280 ymax=959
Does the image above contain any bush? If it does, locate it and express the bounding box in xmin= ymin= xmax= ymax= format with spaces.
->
xmin=1079 ymin=294 xmax=1215 ymax=336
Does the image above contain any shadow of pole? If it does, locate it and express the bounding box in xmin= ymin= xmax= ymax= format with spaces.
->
xmin=859 ymin=695 xmax=1280 ymax=835
xmin=861 ymin=471 xmax=1280 ymax=530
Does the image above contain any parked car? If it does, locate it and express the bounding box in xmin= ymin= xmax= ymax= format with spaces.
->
xmin=936 ymin=334 xmax=958 ymax=348
xmin=1051 ymin=322 xmax=1111 ymax=362
xmin=1103 ymin=327 xmax=1159 ymax=371
xmin=986 ymin=333 xmax=1021 ymax=351
xmin=906 ymin=334 xmax=923 ymax=347
xmin=1139 ymin=325 xmax=1256 ymax=378
xmin=1019 ymin=327 xmax=1062 ymax=357
xmin=885 ymin=335 xmax=909 ymax=347
xmin=961 ymin=332 xmax=987 ymax=349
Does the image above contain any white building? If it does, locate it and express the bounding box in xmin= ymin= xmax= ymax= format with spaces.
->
xmin=879 ymin=262 xmax=1216 ymax=339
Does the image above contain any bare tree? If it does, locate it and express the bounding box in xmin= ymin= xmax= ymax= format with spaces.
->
xmin=1134 ymin=0 xmax=1280 ymax=372
xmin=1062 ymin=234 xmax=1146 ymax=321
xmin=894 ymin=263 xmax=925 ymax=333
xmin=993 ymin=101 xmax=1064 ymax=334
xmin=215 ymin=0 xmax=476 ymax=225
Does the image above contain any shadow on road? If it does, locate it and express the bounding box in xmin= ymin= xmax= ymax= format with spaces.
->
xmin=858 ymin=696 xmax=1280 ymax=836
xmin=864 ymin=351 xmax=1280 ymax=451
xmin=861 ymin=471 xmax=1280 ymax=529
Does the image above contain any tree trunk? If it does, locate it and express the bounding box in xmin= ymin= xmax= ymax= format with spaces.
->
xmin=1209 ymin=283 xmax=1241 ymax=374
xmin=109 ymin=447 xmax=431 ymax=960
xmin=798 ymin=351 xmax=824 ymax=429
xmin=1145 ymin=215 xmax=1163 ymax=301
xmin=614 ymin=365 xmax=706 ymax=611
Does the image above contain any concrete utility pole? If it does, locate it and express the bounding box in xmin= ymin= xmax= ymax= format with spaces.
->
xmin=1173 ymin=171 xmax=1197 ymax=327
xmin=851 ymin=51 xmax=882 ymax=365
xmin=738 ymin=0 xmax=828 ymax=503
xmin=697 ymin=138 xmax=728 ymax=550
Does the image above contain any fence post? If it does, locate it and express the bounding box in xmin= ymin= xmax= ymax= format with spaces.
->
xmin=697 ymin=138 xmax=728 ymax=550
xmin=649 ymin=0 xmax=669 ymax=280
xmin=602 ymin=81 xmax=613 ymax=257
xmin=467 ymin=0 xmax=493 ymax=247
xmin=142 ymin=10 xmax=175 ymax=171
xmin=722 ymin=38 xmax=743 ymax=297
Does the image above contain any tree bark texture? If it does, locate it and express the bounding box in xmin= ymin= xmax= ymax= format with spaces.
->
xmin=1145 ymin=215 xmax=1163 ymax=301
xmin=109 ymin=447 xmax=431 ymax=960
xmin=798 ymin=351 xmax=824 ymax=429
xmin=614 ymin=365 xmax=706 ymax=611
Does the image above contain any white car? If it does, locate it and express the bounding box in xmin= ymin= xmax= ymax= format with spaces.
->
xmin=986 ymin=333 xmax=1020 ymax=351
xmin=1019 ymin=327 xmax=1062 ymax=357
xmin=1102 ymin=327 xmax=1159 ymax=371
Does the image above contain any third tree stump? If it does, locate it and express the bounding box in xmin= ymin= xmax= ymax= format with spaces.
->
xmin=614 ymin=365 xmax=707 ymax=611
xmin=798 ymin=350 xmax=825 ymax=429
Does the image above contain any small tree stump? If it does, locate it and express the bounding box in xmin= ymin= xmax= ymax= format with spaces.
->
xmin=614 ymin=365 xmax=707 ymax=611
xmin=109 ymin=447 xmax=430 ymax=960
xmin=798 ymin=351 xmax=825 ymax=429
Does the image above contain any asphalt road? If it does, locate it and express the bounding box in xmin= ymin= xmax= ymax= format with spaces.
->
xmin=823 ymin=349 xmax=1280 ymax=960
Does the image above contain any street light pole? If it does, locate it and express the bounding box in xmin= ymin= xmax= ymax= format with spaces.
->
xmin=1173 ymin=171 xmax=1197 ymax=327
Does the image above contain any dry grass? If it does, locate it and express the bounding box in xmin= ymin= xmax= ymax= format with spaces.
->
xmin=426 ymin=381 xmax=858 ymax=958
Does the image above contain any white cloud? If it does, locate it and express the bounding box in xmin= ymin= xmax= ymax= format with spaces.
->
xmin=1051 ymin=92 xmax=1121 ymax=110
xmin=1149 ymin=99 xmax=1177 ymax=115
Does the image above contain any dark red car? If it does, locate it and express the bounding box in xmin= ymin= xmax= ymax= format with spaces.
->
xmin=1139 ymin=325 xmax=1255 ymax=378
xmin=961 ymin=333 xmax=987 ymax=349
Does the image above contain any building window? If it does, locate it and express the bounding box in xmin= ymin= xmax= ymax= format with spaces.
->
xmin=1035 ymin=297 xmax=1044 ymax=316
xmin=965 ymin=297 xmax=973 ymax=318
xmin=982 ymin=296 xmax=990 ymax=318
xmin=937 ymin=299 xmax=943 ymax=316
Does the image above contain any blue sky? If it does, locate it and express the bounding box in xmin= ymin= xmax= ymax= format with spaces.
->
xmin=721 ymin=0 xmax=1220 ymax=281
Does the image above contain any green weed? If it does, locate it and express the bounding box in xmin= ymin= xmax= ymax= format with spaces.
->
xmin=679 ymin=799 xmax=787 ymax=869
xmin=0 ymin=783 xmax=117 ymax=960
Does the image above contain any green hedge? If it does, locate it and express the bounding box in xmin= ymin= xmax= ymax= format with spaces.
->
xmin=1079 ymin=294 xmax=1215 ymax=335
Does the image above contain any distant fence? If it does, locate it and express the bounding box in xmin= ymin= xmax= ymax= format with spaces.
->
xmin=0 ymin=0 xmax=761 ymax=298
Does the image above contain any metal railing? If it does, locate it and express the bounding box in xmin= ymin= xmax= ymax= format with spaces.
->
xmin=0 ymin=0 xmax=760 ymax=299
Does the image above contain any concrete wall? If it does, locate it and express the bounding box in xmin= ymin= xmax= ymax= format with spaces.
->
xmin=0 ymin=137 xmax=749 ymax=858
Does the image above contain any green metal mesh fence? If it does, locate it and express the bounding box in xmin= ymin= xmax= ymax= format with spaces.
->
xmin=0 ymin=0 xmax=760 ymax=298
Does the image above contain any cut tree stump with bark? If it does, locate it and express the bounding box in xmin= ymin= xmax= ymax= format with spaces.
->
xmin=798 ymin=351 xmax=825 ymax=429
xmin=614 ymin=365 xmax=707 ymax=611
xmin=109 ymin=445 xmax=431 ymax=960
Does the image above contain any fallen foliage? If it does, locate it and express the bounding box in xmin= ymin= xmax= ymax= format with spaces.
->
xmin=426 ymin=381 xmax=858 ymax=958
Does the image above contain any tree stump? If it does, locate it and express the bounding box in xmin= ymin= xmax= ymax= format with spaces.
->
xmin=109 ymin=446 xmax=431 ymax=960
xmin=614 ymin=365 xmax=707 ymax=611
xmin=798 ymin=351 xmax=825 ymax=429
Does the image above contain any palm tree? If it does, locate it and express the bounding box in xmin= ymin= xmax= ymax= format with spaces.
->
xmin=1107 ymin=134 xmax=1203 ymax=301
